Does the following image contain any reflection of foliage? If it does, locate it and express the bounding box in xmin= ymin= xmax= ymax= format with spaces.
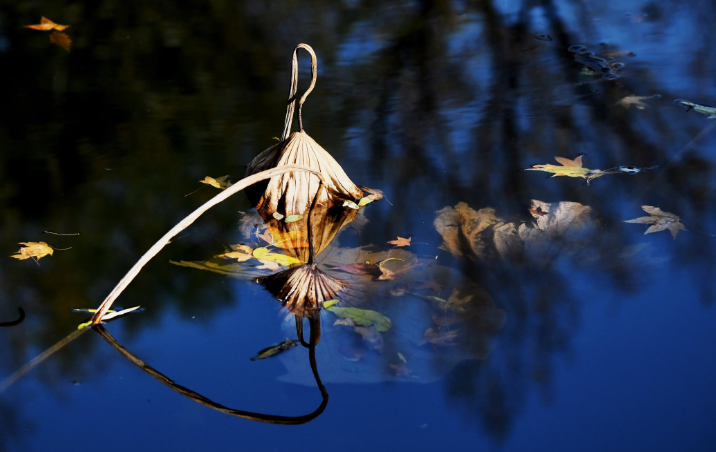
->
xmin=1 ymin=0 xmax=716 ymax=446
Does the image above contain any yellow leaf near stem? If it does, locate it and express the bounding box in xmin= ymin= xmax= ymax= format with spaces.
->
xmin=10 ymin=242 xmax=54 ymax=260
xmin=252 ymin=247 xmax=302 ymax=266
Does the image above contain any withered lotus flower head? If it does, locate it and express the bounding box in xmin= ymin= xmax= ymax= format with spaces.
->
xmin=246 ymin=43 xmax=363 ymax=217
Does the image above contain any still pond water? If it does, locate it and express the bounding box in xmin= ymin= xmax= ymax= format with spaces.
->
xmin=1 ymin=0 xmax=716 ymax=451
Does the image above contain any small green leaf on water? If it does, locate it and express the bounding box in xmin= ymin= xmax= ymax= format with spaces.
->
xmin=325 ymin=306 xmax=392 ymax=332
xmin=343 ymin=200 xmax=359 ymax=210
xmin=323 ymin=299 xmax=340 ymax=309
xmin=358 ymin=197 xmax=373 ymax=207
xmin=284 ymin=214 xmax=303 ymax=223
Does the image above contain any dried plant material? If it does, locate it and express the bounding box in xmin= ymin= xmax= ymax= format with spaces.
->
xmin=246 ymin=44 xmax=365 ymax=217
xmin=252 ymin=247 xmax=303 ymax=266
xmin=250 ymin=338 xmax=297 ymax=361
xmin=272 ymin=212 xmax=285 ymax=220
xmin=388 ymin=236 xmax=411 ymax=247
xmin=675 ymin=99 xmax=716 ymax=118
xmin=89 ymin=164 xmax=322 ymax=324
xmin=625 ymin=206 xmax=687 ymax=239
xmin=616 ymin=94 xmax=660 ymax=110
xmin=434 ymin=203 xmax=501 ymax=259
xmin=10 ymin=242 xmax=55 ymax=261
xmin=217 ymin=245 xmax=254 ymax=262
xmin=524 ymin=155 xmax=607 ymax=183
xmin=77 ymin=306 xmax=141 ymax=329
xmin=343 ymin=200 xmax=360 ymax=210
xmin=328 ymin=262 xmax=381 ymax=275
xmin=25 ymin=17 xmax=69 ymax=31
xmin=199 ymin=175 xmax=232 ymax=189
xmin=49 ymin=31 xmax=71 ymax=52
xmin=261 ymin=265 xmax=345 ymax=315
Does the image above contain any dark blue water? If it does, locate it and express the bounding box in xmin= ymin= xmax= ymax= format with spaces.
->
xmin=2 ymin=0 xmax=716 ymax=451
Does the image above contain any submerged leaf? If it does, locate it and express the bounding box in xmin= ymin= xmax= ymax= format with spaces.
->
xmin=324 ymin=305 xmax=392 ymax=332
xmin=49 ymin=31 xmax=71 ymax=52
xmin=251 ymin=338 xmax=298 ymax=361
xmin=418 ymin=328 xmax=460 ymax=346
xmin=625 ymin=205 xmax=687 ymax=239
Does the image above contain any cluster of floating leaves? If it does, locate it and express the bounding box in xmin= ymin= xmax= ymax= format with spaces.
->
xmin=25 ymin=17 xmax=71 ymax=52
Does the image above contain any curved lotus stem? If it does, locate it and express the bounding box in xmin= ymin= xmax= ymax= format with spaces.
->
xmin=94 ymin=322 xmax=327 ymax=425
xmin=282 ymin=43 xmax=318 ymax=140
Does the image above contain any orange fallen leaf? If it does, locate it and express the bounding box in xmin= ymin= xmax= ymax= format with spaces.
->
xmin=49 ymin=31 xmax=71 ymax=52
xmin=529 ymin=206 xmax=547 ymax=217
xmin=25 ymin=17 xmax=69 ymax=31
xmin=388 ymin=236 xmax=411 ymax=247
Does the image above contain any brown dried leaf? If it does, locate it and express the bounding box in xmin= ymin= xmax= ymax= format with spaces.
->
xmin=25 ymin=17 xmax=69 ymax=31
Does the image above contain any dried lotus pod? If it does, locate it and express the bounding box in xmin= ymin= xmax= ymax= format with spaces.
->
xmin=246 ymin=43 xmax=363 ymax=217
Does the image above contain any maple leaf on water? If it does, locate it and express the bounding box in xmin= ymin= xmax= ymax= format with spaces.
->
xmin=10 ymin=242 xmax=54 ymax=261
xmin=388 ymin=236 xmax=411 ymax=247
xmin=524 ymin=155 xmax=607 ymax=183
xmin=25 ymin=17 xmax=69 ymax=31
xmin=199 ymin=175 xmax=232 ymax=189
xmin=624 ymin=206 xmax=687 ymax=240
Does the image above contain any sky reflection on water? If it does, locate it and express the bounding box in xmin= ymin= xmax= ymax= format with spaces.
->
xmin=1 ymin=0 xmax=716 ymax=450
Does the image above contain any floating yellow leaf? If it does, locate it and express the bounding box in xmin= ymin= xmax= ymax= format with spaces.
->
xmin=10 ymin=242 xmax=54 ymax=261
xmin=252 ymin=247 xmax=302 ymax=266
xmin=25 ymin=17 xmax=69 ymax=31
xmin=358 ymin=197 xmax=373 ymax=207
xmin=199 ymin=175 xmax=232 ymax=189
